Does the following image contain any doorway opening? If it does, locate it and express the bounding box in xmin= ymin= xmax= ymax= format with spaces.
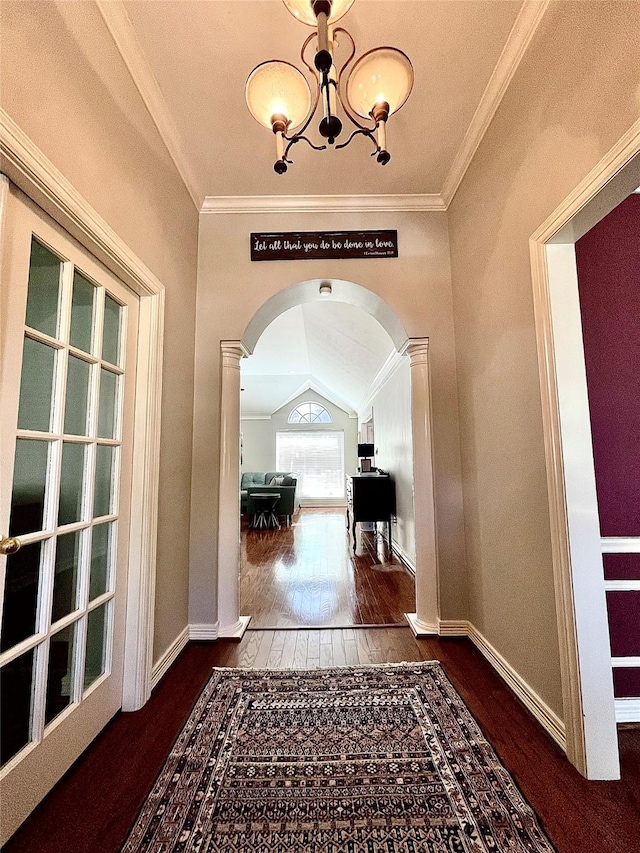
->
xmin=216 ymin=279 xmax=439 ymax=640
xmin=238 ymin=297 xmax=415 ymax=629
xmin=531 ymin=145 xmax=640 ymax=779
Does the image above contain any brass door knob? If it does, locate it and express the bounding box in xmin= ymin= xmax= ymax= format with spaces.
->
xmin=0 ymin=536 xmax=21 ymax=556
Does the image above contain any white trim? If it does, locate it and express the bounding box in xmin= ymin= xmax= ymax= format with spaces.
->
xmin=95 ymin=0 xmax=201 ymax=210
xmin=151 ymin=625 xmax=189 ymax=690
xmin=531 ymin=121 xmax=640 ymax=244
xmin=122 ymin=289 xmax=164 ymax=710
xmin=276 ymin=379 xmax=355 ymax=419
xmin=438 ymin=620 xmax=468 ymax=637
xmin=612 ymin=657 xmax=640 ymax=668
xmin=357 ymin=349 xmax=405 ymax=419
xmin=1 ymin=111 xmax=164 ymax=713
xmin=405 ymin=613 xmax=439 ymax=637
xmin=466 ymin=622 xmax=567 ymax=751
xmin=0 ymin=110 xmax=164 ymax=298
xmin=390 ymin=539 xmax=416 ymax=575
xmin=529 ymin=120 xmax=640 ymax=779
xmin=601 ymin=537 xmax=640 ymax=553
xmin=436 ymin=620 xmax=567 ymax=750
xmin=218 ymin=615 xmax=252 ymax=640
xmin=615 ymin=699 xmax=640 ymax=723
xmin=441 ymin=0 xmax=550 ymax=206
xmin=605 ymin=581 xmax=640 ymax=592
xmin=201 ymin=194 xmax=445 ymax=214
xmin=189 ymin=622 xmax=220 ymax=641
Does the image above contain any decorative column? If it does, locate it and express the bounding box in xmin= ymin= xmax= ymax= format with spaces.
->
xmin=404 ymin=338 xmax=440 ymax=635
xmin=217 ymin=341 xmax=251 ymax=639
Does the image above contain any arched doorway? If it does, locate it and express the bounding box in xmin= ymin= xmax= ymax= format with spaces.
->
xmin=216 ymin=279 xmax=439 ymax=639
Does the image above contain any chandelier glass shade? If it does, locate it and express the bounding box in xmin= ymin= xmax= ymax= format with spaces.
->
xmin=245 ymin=0 xmax=414 ymax=174
xmin=346 ymin=47 xmax=414 ymax=119
xmin=245 ymin=61 xmax=313 ymax=130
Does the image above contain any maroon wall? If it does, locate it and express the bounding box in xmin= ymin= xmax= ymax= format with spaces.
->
xmin=576 ymin=193 xmax=640 ymax=702
xmin=576 ymin=194 xmax=640 ymax=537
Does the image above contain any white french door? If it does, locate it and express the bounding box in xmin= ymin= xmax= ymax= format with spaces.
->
xmin=0 ymin=184 xmax=138 ymax=840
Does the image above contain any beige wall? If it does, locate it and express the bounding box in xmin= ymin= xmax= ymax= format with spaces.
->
xmin=1 ymin=1 xmax=199 ymax=663
xmin=193 ymin=208 xmax=466 ymax=626
xmin=241 ymin=391 xmax=358 ymax=494
xmin=369 ymin=358 xmax=417 ymax=568
xmin=447 ymin=0 xmax=640 ymax=717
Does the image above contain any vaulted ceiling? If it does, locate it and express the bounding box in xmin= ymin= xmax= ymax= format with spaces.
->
xmin=96 ymin=0 xmax=543 ymax=412
xmin=241 ymin=301 xmax=395 ymax=417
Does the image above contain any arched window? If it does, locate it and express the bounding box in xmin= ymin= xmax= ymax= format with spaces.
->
xmin=288 ymin=402 xmax=332 ymax=424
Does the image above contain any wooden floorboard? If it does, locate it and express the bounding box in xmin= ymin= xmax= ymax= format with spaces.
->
xmin=241 ymin=507 xmax=416 ymax=627
xmin=4 ymin=629 xmax=639 ymax=853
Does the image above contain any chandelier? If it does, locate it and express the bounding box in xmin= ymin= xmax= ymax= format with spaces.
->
xmin=245 ymin=0 xmax=414 ymax=174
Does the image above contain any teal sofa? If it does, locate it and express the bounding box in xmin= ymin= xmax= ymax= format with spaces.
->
xmin=240 ymin=472 xmax=298 ymax=526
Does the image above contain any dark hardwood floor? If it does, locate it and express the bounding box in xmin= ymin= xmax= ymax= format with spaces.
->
xmin=241 ymin=507 xmax=416 ymax=627
xmin=5 ymin=629 xmax=639 ymax=853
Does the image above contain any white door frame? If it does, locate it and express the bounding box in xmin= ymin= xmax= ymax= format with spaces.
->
xmin=529 ymin=119 xmax=640 ymax=779
xmin=1 ymin=110 xmax=164 ymax=712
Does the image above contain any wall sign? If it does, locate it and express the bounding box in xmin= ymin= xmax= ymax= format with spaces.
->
xmin=250 ymin=230 xmax=398 ymax=261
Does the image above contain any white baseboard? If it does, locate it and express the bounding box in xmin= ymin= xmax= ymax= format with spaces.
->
xmin=466 ymin=622 xmax=566 ymax=751
xmin=438 ymin=619 xmax=469 ymax=636
xmin=391 ymin=539 xmax=416 ymax=574
xmin=151 ymin=618 xmax=569 ymax=751
xmin=218 ymin=615 xmax=252 ymax=640
xmin=151 ymin=625 xmax=189 ymax=689
xmin=189 ymin=622 xmax=220 ymax=641
xmin=615 ymin=698 xmax=640 ymax=723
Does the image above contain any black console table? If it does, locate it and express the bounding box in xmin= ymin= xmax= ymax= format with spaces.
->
xmin=346 ymin=473 xmax=396 ymax=552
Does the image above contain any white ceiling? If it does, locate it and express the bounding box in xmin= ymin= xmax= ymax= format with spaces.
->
xmin=241 ymin=301 xmax=395 ymax=417
xmin=98 ymin=0 xmax=543 ymax=413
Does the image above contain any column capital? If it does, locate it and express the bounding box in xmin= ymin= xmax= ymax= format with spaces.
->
xmin=402 ymin=337 xmax=430 ymax=365
xmin=220 ymin=340 xmax=249 ymax=369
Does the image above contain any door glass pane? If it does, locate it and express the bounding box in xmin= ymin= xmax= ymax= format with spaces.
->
xmin=64 ymin=356 xmax=91 ymax=436
xmin=17 ymin=337 xmax=56 ymax=432
xmin=98 ymin=369 xmax=118 ymax=439
xmin=45 ymin=623 xmax=75 ymax=726
xmin=25 ymin=240 xmax=61 ymax=337
xmin=52 ymin=532 xmax=81 ymax=623
xmin=58 ymin=442 xmax=86 ymax=526
xmin=93 ymin=445 xmax=114 ymax=518
xmin=84 ymin=603 xmax=108 ymax=689
xmin=89 ymin=523 xmax=112 ymax=601
xmin=0 ymin=648 xmax=35 ymax=767
xmin=0 ymin=541 xmax=42 ymax=653
xmin=9 ymin=439 xmax=49 ymax=536
xmin=69 ymin=271 xmax=95 ymax=354
xmin=102 ymin=295 xmax=122 ymax=366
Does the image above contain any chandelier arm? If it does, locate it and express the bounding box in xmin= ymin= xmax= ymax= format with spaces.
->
xmin=334 ymin=127 xmax=379 ymax=152
xmin=300 ymin=31 xmax=319 ymax=78
xmin=332 ymin=27 xmax=376 ymax=135
xmin=283 ymin=135 xmax=328 ymax=161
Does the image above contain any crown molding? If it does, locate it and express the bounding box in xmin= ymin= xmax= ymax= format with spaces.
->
xmin=441 ymin=0 xmax=550 ymax=207
xmin=200 ymin=193 xmax=446 ymax=214
xmin=356 ymin=348 xmax=406 ymax=418
xmin=96 ymin=0 xmax=202 ymax=210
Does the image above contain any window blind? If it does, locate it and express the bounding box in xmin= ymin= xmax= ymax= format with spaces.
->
xmin=276 ymin=430 xmax=345 ymax=499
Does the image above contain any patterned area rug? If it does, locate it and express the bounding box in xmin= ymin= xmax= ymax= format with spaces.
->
xmin=122 ymin=662 xmax=556 ymax=852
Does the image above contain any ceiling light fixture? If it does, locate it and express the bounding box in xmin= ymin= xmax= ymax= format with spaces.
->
xmin=245 ymin=0 xmax=414 ymax=174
